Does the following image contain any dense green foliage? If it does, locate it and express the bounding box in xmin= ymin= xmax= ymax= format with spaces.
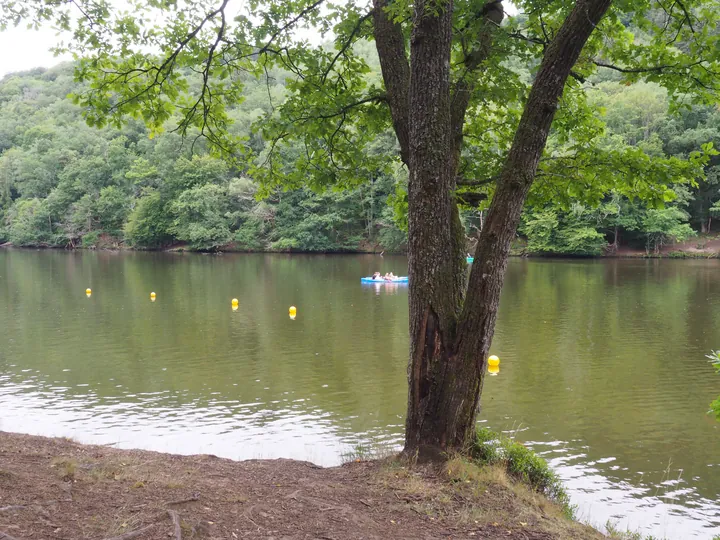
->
xmin=520 ymin=81 xmax=719 ymax=256
xmin=1 ymin=0 xmax=719 ymax=255
xmin=0 ymin=60 xmax=717 ymax=254
xmin=0 ymin=63 xmax=406 ymax=251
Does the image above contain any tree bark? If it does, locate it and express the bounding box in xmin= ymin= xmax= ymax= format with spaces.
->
xmin=402 ymin=0 xmax=469 ymax=459
xmin=613 ymin=226 xmax=619 ymax=252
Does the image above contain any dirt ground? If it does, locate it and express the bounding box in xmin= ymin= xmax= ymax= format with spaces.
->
xmin=0 ymin=431 xmax=604 ymax=540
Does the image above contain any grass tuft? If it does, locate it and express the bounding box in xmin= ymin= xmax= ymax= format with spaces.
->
xmin=51 ymin=457 xmax=78 ymax=482
xmin=470 ymin=428 xmax=575 ymax=519
xmin=604 ymin=519 xmax=666 ymax=539
xmin=340 ymin=441 xmax=398 ymax=463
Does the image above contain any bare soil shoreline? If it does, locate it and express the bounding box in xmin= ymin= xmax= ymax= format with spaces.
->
xmin=0 ymin=431 xmax=605 ymax=539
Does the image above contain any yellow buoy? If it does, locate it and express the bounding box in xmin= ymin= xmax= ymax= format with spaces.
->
xmin=232 ymin=298 xmax=239 ymax=306
xmin=289 ymin=306 xmax=297 ymax=317
xmin=150 ymin=292 xmax=156 ymax=301
xmin=488 ymin=355 xmax=500 ymax=368
xmin=86 ymin=288 xmax=92 ymax=297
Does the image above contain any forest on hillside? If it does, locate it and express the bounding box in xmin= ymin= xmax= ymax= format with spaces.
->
xmin=0 ymin=46 xmax=718 ymax=254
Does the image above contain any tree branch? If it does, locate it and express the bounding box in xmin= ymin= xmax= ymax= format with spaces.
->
xmin=320 ymin=10 xmax=374 ymax=84
xmin=372 ymin=0 xmax=411 ymax=165
xmin=456 ymin=175 xmax=498 ymax=187
xmin=456 ymin=191 xmax=488 ymax=206
xmin=106 ymin=0 xmax=230 ymax=114
xmin=257 ymin=0 xmax=326 ymax=56
xmin=455 ymin=176 xmax=496 ymax=207
xmin=593 ymin=58 xmax=705 ymax=74
xmin=450 ymin=1 xmax=505 ymax=180
xmin=173 ymin=0 xmax=229 ymax=144
xmin=289 ymin=94 xmax=387 ymax=122
xmin=506 ymin=29 xmax=548 ymax=46
xmin=457 ymin=0 xmax=614 ymax=384
xmin=673 ymin=0 xmax=696 ymax=34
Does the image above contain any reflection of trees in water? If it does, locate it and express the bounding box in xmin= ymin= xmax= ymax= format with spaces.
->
xmin=490 ymin=259 xmax=720 ymax=504
xmin=4 ymin=252 xmax=719 ymax=507
xmin=0 ymin=250 xmax=410 ymax=439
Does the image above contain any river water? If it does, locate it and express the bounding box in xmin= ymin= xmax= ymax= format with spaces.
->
xmin=0 ymin=250 xmax=718 ymax=538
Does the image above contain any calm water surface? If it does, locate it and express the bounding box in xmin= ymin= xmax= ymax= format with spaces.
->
xmin=1 ymin=251 xmax=719 ymax=538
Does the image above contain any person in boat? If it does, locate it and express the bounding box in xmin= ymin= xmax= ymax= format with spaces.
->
xmin=372 ymin=272 xmax=382 ymax=280
xmin=384 ymin=272 xmax=396 ymax=281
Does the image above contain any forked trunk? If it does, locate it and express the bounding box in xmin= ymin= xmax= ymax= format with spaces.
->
xmin=402 ymin=0 xmax=614 ymax=460
xmin=372 ymin=0 xmax=613 ymax=459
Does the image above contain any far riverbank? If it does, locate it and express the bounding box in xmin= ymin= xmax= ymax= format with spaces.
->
xmin=3 ymin=239 xmax=720 ymax=259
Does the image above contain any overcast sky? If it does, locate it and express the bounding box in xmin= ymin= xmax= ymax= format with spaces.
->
xmin=0 ymin=25 xmax=72 ymax=77
xmin=0 ymin=1 xmax=518 ymax=78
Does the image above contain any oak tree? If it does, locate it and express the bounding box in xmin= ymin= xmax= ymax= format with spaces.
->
xmin=4 ymin=0 xmax=719 ymax=458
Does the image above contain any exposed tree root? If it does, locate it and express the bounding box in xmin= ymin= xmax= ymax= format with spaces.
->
xmin=167 ymin=496 xmax=199 ymax=506
xmin=102 ymin=522 xmax=159 ymax=540
xmin=0 ymin=507 xmax=26 ymax=513
xmin=168 ymin=509 xmax=182 ymax=540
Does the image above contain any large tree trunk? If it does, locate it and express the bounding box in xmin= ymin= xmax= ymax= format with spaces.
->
xmin=374 ymin=0 xmax=613 ymax=459
xmin=403 ymin=0 xmax=468 ymax=458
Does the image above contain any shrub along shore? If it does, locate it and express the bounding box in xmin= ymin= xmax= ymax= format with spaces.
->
xmin=3 ymin=239 xmax=720 ymax=259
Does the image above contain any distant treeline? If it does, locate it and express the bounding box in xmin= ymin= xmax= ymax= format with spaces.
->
xmin=0 ymin=58 xmax=718 ymax=255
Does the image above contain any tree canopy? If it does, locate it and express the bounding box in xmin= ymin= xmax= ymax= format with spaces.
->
xmin=3 ymin=0 xmax=718 ymax=197
xmin=0 ymin=54 xmax=718 ymax=254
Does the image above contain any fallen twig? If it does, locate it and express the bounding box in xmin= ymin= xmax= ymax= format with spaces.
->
xmin=102 ymin=522 xmax=158 ymax=540
xmin=168 ymin=509 xmax=182 ymax=540
xmin=242 ymin=506 xmax=262 ymax=531
xmin=167 ymin=496 xmax=199 ymax=506
xmin=0 ymin=506 xmax=26 ymax=512
xmin=63 ymin=480 xmax=73 ymax=502
xmin=284 ymin=489 xmax=301 ymax=501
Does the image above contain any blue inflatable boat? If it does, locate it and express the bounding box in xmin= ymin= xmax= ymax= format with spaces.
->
xmin=361 ymin=276 xmax=409 ymax=283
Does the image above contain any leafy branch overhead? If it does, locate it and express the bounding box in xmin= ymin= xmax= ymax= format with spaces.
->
xmin=3 ymin=0 xmax=719 ymax=209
